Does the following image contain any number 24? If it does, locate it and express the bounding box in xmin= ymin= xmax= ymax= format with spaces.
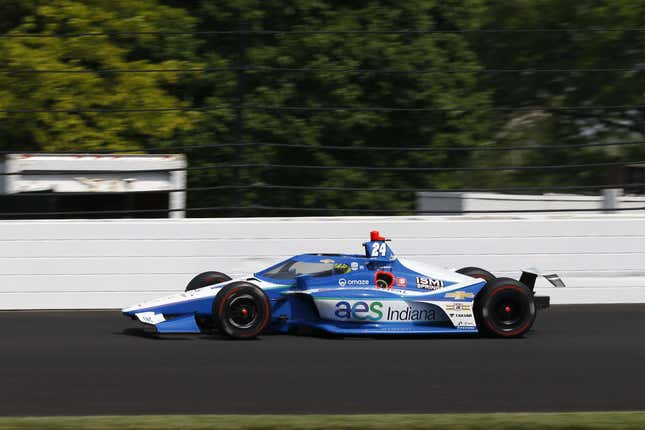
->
xmin=371 ymin=242 xmax=387 ymax=257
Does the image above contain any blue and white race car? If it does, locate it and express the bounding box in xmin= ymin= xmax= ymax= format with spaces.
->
xmin=123 ymin=231 xmax=561 ymax=339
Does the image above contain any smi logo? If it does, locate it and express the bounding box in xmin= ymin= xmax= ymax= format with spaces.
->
xmin=338 ymin=278 xmax=370 ymax=287
xmin=416 ymin=277 xmax=444 ymax=290
xmin=335 ymin=301 xmax=383 ymax=321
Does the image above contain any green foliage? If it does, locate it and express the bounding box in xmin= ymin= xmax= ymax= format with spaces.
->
xmin=186 ymin=0 xmax=491 ymax=214
xmin=1 ymin=1 xmax=644 ymax=215
xmin=0 ymin=1 xmax=202 ymax=152
xmin=470 ymin=0 xmax=645 ymax=188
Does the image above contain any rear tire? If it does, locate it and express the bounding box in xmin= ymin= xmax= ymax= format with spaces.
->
xmin=475 ymin=277 xmax=536 ymax=338
xmin=456 ymin=266 xmax=495 ymax=282
xmin=212 ymin=282 xmax=271 ymax=339
xmin=185 ymin=271 xmax=231 ymax=292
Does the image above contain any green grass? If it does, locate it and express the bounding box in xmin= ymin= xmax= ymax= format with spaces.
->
xmin=0 ymin=412 xmax=644 ymax=430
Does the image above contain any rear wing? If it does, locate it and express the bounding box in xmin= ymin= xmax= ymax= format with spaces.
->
xmin=520 ymin=269 xmax=566 ymax=291
xmin=519 ymin=269 xmax=566 ymax=310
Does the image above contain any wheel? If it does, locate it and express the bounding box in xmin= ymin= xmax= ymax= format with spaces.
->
xmin=185 ymin=271 xmax=231 ymax=292
xmin=212 ymin=282 xmax=271 ymax=339
xmin=475 ymin=277 xmax=536 ymax=338
xmin=456 ymin=266 xmax=495 ymax=282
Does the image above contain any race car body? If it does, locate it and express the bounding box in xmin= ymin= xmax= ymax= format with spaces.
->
xmin=122 ymin=231 xmax=562 ymax=338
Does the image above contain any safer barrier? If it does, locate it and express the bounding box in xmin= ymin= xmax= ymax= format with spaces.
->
xmin=0 ymin=214 xmax=643 ymax=309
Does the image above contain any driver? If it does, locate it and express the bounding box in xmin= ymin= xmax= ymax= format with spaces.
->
xmin=333 ymin=263 xmax=352 ymax=275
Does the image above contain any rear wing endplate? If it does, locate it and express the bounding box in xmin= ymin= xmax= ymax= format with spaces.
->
xmin=520 ymin=269 xmax=566 ymax=291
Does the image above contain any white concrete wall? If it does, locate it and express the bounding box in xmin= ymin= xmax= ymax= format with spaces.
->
xmin=0 ymin=215 xmax=644 ymax=309
xmin=417 ymin=191 xmax=645 ymax=214
xmin=0 ymin=158 xmax=5 ymax=193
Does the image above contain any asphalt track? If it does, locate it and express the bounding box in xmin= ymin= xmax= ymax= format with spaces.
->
xmin=1 ymin=304 xmax=644 ymax=416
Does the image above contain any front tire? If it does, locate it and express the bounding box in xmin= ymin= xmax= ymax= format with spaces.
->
xmin=475 ymin=277 xmax=536 ymax=338
xmin=185 ymin=271 xmax=232 ymax=292
xmin=212 ymin=282 xmax=271 ymax=339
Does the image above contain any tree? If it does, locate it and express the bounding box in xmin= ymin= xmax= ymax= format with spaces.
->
xmin=470 ymin=0 xmax=645 ymax=189
xmin=4 ymin=1 xmax=641 ymax=216
xmin=187 ymin=0 xmax=492 ymax=214
xmin=0 ymin=0 xmax=202 ymax=152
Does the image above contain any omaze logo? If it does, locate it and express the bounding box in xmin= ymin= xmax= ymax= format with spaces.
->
xmin=338 ymin=278 xmax=370 ymax=287
xmin=335 ymin=301 xmax=383 ymax=321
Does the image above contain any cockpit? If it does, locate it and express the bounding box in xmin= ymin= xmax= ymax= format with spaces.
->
xmin=257 ymin=258 xmax=352 ymax=280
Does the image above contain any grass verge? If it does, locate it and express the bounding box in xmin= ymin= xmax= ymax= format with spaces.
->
xmin=0 ymin=412 xmax=644 ymax=429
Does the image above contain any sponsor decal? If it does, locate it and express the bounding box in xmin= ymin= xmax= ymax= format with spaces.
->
xmin=444 ymin=291 xmax=474 ymax=300
xmin=456 ymin=321 xmax=477 ymax=328
xmin=335 ymin=301 xmax=383 ymax=321
xmin=320 ymin=258 xmax=335 ymax=264
xmin=453 ymin=313 xmax=471 ymax=318
xmin=334 ymin=301 xmax=438 ymax=322
xmin=135 ymin=312 xmax=165 ymax=325
xmin=350 ymin=262 xmax=359 ymax=271
xmin=386 ymin=306 xmax=437 ymax=322
xmin=416 ymin=277 xmax=444 ymax=290
xmin=338 ymin=278 xmax=370 ymax=287
xmin=446 ymin=303 xmax=471 ymax=311
xmin=397 ymin=277 xmax=407 ymax=288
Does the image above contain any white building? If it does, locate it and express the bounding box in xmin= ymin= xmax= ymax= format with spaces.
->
xmin=416 ymin=190 xmax=645 ymax=215
xmin=0 ymin=154 xmax=187 ymax=218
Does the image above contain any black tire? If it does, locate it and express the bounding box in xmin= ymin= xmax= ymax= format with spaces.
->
xmin=456 ymin=266 xmax=495 ymax=282
xmin=475 ymin=277 xmax=536 ymax=338
xmin=185 ymin=271 xmax=231 ymax=292
xmin=212 ymin=282 xmax=271 ymax=339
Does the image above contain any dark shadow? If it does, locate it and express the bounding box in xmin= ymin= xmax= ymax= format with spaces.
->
xmin=283 ymin=325 xmax=483 ymax=340
xmin=118 ymin=326 xmax=535 ymax=342
xmin=366 ymin=333 xmax=481 ymax=340
xmin=201 ymin=332 xmax=268 ymax=341
xmin=118 ymin=327 xmax=192 ymax=340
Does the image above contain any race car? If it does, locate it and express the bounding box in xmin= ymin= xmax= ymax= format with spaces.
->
xmin=122 ymin=231 xmax=563 ymax=339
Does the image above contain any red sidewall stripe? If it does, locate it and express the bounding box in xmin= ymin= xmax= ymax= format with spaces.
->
xmin=484 ymin=285 xmax=532 ymax=337
xmin=218 ymin=287 xmax=270 ymax=338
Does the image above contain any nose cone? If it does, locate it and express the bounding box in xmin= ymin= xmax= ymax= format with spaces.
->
xmin=122 ymin=307 xmax=136 ymax=317
xmin=122 ymin=304 xmax=145 ymax=320
xmin=122 ymin=304 xmax=141 ymax=315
